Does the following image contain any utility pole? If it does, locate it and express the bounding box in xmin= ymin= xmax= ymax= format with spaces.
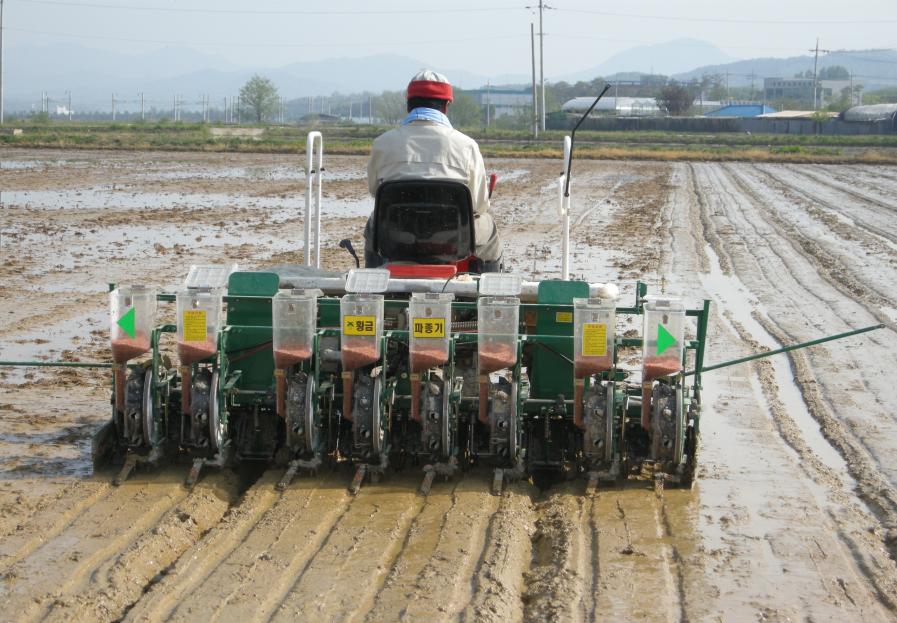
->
xmin=530 ymin=22 xmax=537 ymax=138
xmin=539 ymin=0 xmax=546 ymax=131
xmin=809 ymin=38 xmax=830 ymax=110
xmin=0 ymin=0 xmax=5 ymax=124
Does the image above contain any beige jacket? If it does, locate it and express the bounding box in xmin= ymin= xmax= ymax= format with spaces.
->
xmin=367 ymin=121 xmax=501 ymax=261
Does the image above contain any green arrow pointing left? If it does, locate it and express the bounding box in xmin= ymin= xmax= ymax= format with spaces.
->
xmin=657 ymin=323 xmax=676 ymax=356
xmin=117 ymin=307 xmax=136 ymax=338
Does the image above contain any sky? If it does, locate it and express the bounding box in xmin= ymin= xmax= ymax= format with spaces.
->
xmin=4 ymin=0 xmax=897 ymax=78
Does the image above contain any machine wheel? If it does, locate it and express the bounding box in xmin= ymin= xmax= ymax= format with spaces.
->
xmin=141 ymin=368 xmax=158 ymax=447
xmin=304 ymin=374 xmax=318 ymax=455
xmin=208 ymin=371 xmax=225 ymax=452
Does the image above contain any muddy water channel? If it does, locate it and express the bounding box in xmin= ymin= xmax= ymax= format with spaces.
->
xmin=1 ymin=148 xmax=897 ymax=621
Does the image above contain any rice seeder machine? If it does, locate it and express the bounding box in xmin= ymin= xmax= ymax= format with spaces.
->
xmin=84 ymin=118 xmax=884 ymax=495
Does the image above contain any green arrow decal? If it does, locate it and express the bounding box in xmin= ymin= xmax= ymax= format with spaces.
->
xmin=117 ymin=307 xmax=136 ymax=338
xmin=656 ymin=324 xmax=676 ymax=356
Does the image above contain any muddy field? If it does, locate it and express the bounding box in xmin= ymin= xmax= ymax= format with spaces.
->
xmin=1 ymin=148 xmax=897 ymax=621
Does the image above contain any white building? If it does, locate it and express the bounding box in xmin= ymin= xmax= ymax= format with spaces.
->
xmin=561 ymin=96 xmax=660 ymax=116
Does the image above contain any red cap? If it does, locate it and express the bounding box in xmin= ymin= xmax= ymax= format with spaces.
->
xmin=407 ymin=70 xmax=454 ymax=103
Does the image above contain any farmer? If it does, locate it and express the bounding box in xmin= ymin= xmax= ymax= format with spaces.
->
xmin=364 ymin=70 xmax=502 ymax=271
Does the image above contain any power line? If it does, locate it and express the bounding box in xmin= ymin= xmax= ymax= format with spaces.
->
xmin=12 ymin=0 xmax=523 ymax=15
xmin=554 ymin=7 xmax=897 ymax=25
xmin=5 ymin=26 xmax=526 ymax=48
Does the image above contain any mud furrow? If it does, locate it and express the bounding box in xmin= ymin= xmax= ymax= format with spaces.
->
xmin=0 ymin=471 xmax=191 ymax=622
xmin=754 ymin=164 xmax=897 ymax=252
xmin=269 ymin=475 xmax=424 ymax=622
xmin=686 ymin=162 xmax=729 ymax=274
xmin=522 ymin=484 xmax=588 ymax=623
xmin=781 ymin=163 xmax=897 ymax=215
xmin=461 ymin=482 xmax=536 ymax=623
xmin=361 ymin=475 xmax=499 ymax=622
xmin=755 ymin=314 xmax=897 ymax=567
xmin=114 ymin=470 xmax=283 ymax=622
xmin=0 ymin=478 xmax=110 ymax=572
xmin=721 ymin=164 xmax=894 ymax=324
xmin=44 ymin=471 xmax=240 ymax=622
xmin=156 ymin=473 xmax=351 ymax=622
xmin=591 ymin=489 xmax=678 ymax=622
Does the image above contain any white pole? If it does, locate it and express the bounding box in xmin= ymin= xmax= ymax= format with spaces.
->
xmin=0 ymin=0 xmax=4 ymax=124
xmin=304 ymin=131 xmax=324 ymax=267
xmin=558 ymin=136 xmax=572 ymax=280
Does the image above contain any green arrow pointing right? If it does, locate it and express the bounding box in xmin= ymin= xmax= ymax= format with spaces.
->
xmin=656 ymin=324 xmax=676 ymax=356
xmin=117 ymin=307 xmax=136 ymax=338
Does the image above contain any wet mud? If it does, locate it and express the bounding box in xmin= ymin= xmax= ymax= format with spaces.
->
xmin=2 ymin=148 xmax=897 ymax=620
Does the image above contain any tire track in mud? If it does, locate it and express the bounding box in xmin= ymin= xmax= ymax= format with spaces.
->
xmin=362 ymin=475 xmax=499 ymax=622
xmin=0 ymin=470 xmax=198 ymax=621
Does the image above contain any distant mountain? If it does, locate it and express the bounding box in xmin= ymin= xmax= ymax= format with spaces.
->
xmin=4 ymin=44 xmax=528 ymax=112
xmin=674 ymin=49 xmax=897 ymax=91
xmin=558 ymin=39 xmax=738 ymax=84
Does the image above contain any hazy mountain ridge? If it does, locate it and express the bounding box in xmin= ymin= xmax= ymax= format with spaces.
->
xmin=5 ymin=40 xmax=895 ymax=112
xmin=675 ymin=49 xmax=897 ymax=90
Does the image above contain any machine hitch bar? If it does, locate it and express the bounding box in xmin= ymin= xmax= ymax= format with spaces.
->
xmin=686 ymin=322 xmax=885 ymax=376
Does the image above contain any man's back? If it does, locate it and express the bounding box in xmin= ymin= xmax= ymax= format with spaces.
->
xmin=367 ymin=122 xmax=489 ymax=217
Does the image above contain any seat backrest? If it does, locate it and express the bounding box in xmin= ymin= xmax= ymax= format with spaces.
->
xmin=373 ymin=180 xmax=475 ymax=265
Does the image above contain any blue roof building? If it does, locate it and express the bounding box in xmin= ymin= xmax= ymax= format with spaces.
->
xmin=706 ymin=104 xmax=777 ymax=118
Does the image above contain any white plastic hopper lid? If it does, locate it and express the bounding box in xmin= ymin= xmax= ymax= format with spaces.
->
xmin=184 ymin=264 xmax=238 ymax=289
xmin=345 ymin=268 xmax=391 ymax=293
xmin=478 ymin=273 xmax=522 ymax=296
xmin=643 ymin=294 xmax=684 ymax=310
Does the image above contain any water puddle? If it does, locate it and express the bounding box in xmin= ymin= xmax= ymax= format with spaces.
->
xmin=135 ymin=165 xmax=365 ymax=182
xmin=0 ymin=311 xmax=106 ymax=385
xmin=699 ymin=244 xmax=853 ymax=484
xmin=0 ymin=187 xmax=371 ymax=217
